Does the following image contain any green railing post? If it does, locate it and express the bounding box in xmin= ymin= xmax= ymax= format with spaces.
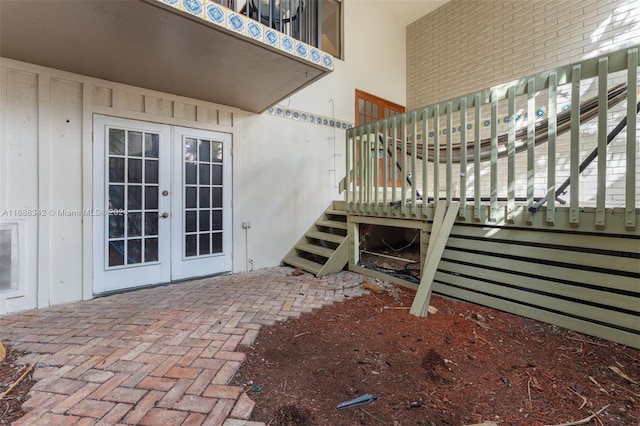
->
xmin=569 ymin=65 xmax=581 ymax=225
xmin=626 ymin=48 xmax=638 ymax=230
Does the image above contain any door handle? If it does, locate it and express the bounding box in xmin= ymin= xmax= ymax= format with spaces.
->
xmin=160 ymin=212 xmax=169 ymax=218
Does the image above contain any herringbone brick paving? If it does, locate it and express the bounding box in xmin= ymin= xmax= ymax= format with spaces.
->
xmin=0 ymin=267 xmax=366 ymax=426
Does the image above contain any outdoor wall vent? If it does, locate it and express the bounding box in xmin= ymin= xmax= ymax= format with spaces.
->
xmin=0 ymin=223 xmax=19 ymax=294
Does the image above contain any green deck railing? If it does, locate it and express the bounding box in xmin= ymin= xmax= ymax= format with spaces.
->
xmin=344 ymin=45 xmax=639 ymax=230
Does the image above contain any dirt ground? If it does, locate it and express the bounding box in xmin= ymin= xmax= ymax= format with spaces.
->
xmin=232 ymin=283 xmax=640 ymax=426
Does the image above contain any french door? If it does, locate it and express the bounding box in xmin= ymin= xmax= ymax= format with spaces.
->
xmin=93 ymin=116 xmax=232 ymax=294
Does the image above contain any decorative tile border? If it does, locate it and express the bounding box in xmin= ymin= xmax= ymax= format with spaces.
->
xmin=157 ymin=0 xmax=334 ymax=70
xmin=423 ymin=103 xmax=571 ymax=138
xmin=265 ymin=106 xmax=354 ymax=130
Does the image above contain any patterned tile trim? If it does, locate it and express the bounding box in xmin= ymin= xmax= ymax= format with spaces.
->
xmin=424 ymin=104 xmax=570 ymax=138
xmin=265 ymin=106 xmax=354 ymax=129
xmin=156 ymin=0 xmax=334 ymax=70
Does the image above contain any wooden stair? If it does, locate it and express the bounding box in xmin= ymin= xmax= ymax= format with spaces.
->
xmin=282 ymin=201 xmax=349 ymax=277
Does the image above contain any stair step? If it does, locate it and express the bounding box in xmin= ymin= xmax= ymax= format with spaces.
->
xmin=317 ymin=219 xmax=347 ymax=230
xmin=306 ymin=231 xmax=346 ymax=244
xmin=296 ymin=243 xmax=335 ymax=258
xmin=283 ymin=256 xmax=323 ymax=275
xmin=325 ymin=209 xmax=347 ymax=217
xmin=332 ymin=200 xmax=347 ymax=211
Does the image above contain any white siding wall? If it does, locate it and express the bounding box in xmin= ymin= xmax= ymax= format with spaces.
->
xmin=0 ymin=60 xmax=237 ymax=313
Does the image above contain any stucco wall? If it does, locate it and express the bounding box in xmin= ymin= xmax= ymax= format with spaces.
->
xmin=235 ymin=0 xmax=408 ymax=271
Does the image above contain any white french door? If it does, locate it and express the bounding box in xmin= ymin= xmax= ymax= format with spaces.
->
xmin=171 ymin=127 xmax=232 ymax=280
xmin=93 ymin=116 xmax=232 ymax=294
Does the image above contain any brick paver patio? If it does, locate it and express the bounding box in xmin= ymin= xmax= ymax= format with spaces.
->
xmin=0 ymin=267 xmax=366 ymax=425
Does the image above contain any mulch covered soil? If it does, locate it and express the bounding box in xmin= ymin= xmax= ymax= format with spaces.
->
xmin=0 ymin=344 xmax=35 ymax=425
xmin=232 ymin=284 xmax=640 ymax=426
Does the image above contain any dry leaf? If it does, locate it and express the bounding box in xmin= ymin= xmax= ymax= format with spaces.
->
xmin=609 ymin=365 xmax=638 ymax=384
xmin=0 ymin=340 xmax=6 ymax=363
xmin=361 ymin=280 xmax=384 ymax=294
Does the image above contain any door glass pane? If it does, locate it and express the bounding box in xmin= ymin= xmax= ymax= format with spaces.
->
xmin=128 ymin=132 xmax=143 ymax=157
xmin=128 ymin=186 xmax=142 ymax=210
xmin=109 ymin=129 xmax=125 ymax=155
xmin=145 ymin=238 xmax=158 ymax=262
xmin=185 ymin=235 xmax=197 ymax=257
xmin=145 ymin=213 xmax=158 ymax=236
xmin=212 ymin=143 xmax=223 ymax=163
xmin=109 ymin=214 xmax=125 ymax=238
xmin=127 ymin=212 xmax=142 ymax=237
xmin=145 ymin=133 xmax=159 ymax=158
xmin=186 ymin=187 xmax=197 ymax=208
xmin=183 ymin=137 xmax=224 ymax=258
xmin=106 ymin=127 xmax=161 ymax=268
xmin=212 ymin=233 xmax=222 ymax=253
xmin=199 ymin=210 xmax=210 ymax=232
xmin=185 ymin=211 xmax=197 ymax=233
xmin=212 ymin=187 xmax=222 ymax=208
xmin=109 ymin=158 xmax=125 ymax=183
xmin=184 ymin=138 xmax=197 ymax=161
xmin=199 ymin=164 xmax=210 ymax=185
xmin=127 ymin=239 xmax=142 ymax=264
xmin=128 ymin=159 xmax=142 ymax=183
xmin=109 ymin=185 xmax=125 ymax=210
xmin=199 ymin=233 xmax=210 ymax=255
xmin=109 ymin=240 xmax=125 ymax=266
xmin=212 ymin=210 xmax=222 ymax=231
xmin=145 ymin=160 xmax=159 ymax=184
xmin=185 ymin=163 xmax=197 ymax=184
xmin=199 ymin=140 xmax=210 ymax=162
xmin=212 ymin=165 xmax=222 ymax=185
xmin=145 ymin=186 xmax=158 ymax=210
xmin=199 ymin=187 xmax=210 ymax=208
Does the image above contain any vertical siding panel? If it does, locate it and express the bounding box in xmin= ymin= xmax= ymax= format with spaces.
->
xmin=82 ymin=83 xmax=93 ymax=300
xmin=37 ymin=74 xmax=51 ymax=308
xmin=0 ymin=65 xmax=7 ymax=210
